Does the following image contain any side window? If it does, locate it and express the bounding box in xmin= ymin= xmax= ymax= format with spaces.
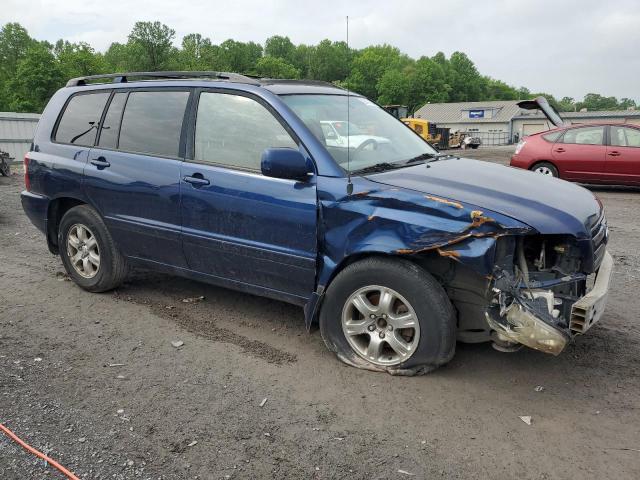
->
xmin=55 ymin=92 xmax=110 ymax=146
xmin=194 ymin=92 xmax=297 ymax=171
xmin=542 ymin=131 xmax=562 ymax=142
xmin=118 ymin=91 xmax=190 ymax=157
xmin=97 ymin=92 xmax=127 ymax=149
xmin=560 ymin=126 xmax=605 ymax=146
xmin=611 ymin=126 xmax=640 ymax=148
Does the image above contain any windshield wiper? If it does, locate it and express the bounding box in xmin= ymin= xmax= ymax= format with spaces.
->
xmin=351 ymin=162 xmax=404 ymax=175
xmin=402 ymin=152 xmax=457 ymax=165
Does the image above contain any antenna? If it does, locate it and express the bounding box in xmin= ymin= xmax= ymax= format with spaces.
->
xmin=346 ymin=15 xmax=353 ymax=195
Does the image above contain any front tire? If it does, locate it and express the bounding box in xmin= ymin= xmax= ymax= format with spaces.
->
xmin=531 ymin=161 xmax=559 ymax=178
xmin=58 ymin=205 xmax=128 ymax=292
xmin=320 ymin=257 xmax=456 ymax=375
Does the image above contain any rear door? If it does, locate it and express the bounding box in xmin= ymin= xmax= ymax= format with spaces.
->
xmin=180 ymin=90 xmax=318 ymax=300
xmin=84 ymin=89 xmax=191 ymax=267
xmin=606 ymin=125 xmax=640 ymax=185
xmin=552 ymin=125 xmax=606 ymax=182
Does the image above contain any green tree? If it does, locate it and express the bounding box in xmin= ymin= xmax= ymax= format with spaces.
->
xmin=54 ymin=40 xmax=107 ymax=78
xmin=179 ymin=33 xmax=213 ymax=70
xmin=264 ymin=35 xmax=295 ymax=63
xmin=0 ymin=23 xmax=34 ymax=78
xmin=447 ymin=52 xmax=484 ymax=102
xmin=0 ymin=22 xmax=36 ymax=109
xmin=483 ymin=77 xmax=519 ymax=100
xmin=8 ymin=43 xmax=65 ymax=112
xmin=557 ymin=96 xmax=576 ymax=112
xmin=254 ymin=56 xmax=300 ymax=78
xmin=309 ymin=40 xmax=350 ymax=82
xmin=218 ymin=39 xmax=263 ymax=72
xmin=127 ymin=21 xmax=176 ymax=70
xmin=577 ymin=93 xmax=621 ymax=111
xmin=618 ymin=97 xmax=637 ymax=110
xmin=347 ymin=44 xmax=411 ymax=99
xmin=290 ymin=44 xmax=314 ymax=78
xmin=104 ymin=42 xmax=132 ymax=71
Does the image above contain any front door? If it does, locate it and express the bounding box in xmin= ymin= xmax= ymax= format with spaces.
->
xmin=552 ymin=125 xmax=606 ymax=182
xmin=84 ymin=89 xmax=191 ymax=267
xmin=180 ymin=90 xmax=318 ymax=300
xmin=606 ymin=125 xmax=640 ymax=185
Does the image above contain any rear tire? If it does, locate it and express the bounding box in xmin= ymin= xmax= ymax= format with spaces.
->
xmin=320 ymin=257 xmax=456 ymax=375
xmin=531 ymin=161 xmax=559 ymax=178
xmin=58 ymin=205 xmax=128 ymax=292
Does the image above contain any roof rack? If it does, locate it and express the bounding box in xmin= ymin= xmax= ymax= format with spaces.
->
xmin=65 ymin=71 xmax=260 ymax=87
xmin=258 ymin=78 xmax=340 ymax=88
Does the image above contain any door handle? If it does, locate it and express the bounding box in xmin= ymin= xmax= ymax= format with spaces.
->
xmin=90 ymin=156 xmax=110 ymax=169
xmin=608 ymin=151 xmax=621 ymax=157
xmin=554 ymin=148 xmax=565 ymax=153
xmin=183 ymin=175 xmax=210 ymax=187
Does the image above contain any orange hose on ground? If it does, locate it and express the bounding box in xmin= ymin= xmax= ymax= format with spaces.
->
xmin=0 ymin=422 xmax=80 ymax=480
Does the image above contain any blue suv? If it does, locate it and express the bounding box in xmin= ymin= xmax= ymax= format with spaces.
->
xmin=22 ymin=72 xmax=613 ymax=374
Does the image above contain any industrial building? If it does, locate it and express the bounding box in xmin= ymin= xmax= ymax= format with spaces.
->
xmin=414 ymin=101 xmax=640 ymax=145
xmin=0 ymin=112 xmax=40 ymax=163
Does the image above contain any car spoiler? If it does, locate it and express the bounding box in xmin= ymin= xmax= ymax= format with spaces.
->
xmin=517 ymin=96 xmax=566 ymax=127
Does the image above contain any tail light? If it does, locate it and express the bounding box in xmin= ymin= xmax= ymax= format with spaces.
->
xmin=514 ymin=140 xmax=526 ymax=155
xmin=23 ymin=155 xmax=31 ymax=191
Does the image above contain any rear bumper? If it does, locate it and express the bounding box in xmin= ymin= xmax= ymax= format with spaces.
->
xmin=20 ymin=190 xmax=49 ymax=235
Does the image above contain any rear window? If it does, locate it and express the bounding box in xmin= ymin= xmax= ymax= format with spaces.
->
xmin=55 ymin=92 xmax=110 ymax=146
xmin=118 ymin=91 xmax=190 ymax=157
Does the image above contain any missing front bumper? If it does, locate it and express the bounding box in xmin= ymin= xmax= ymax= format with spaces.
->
xmin=570 ymin=251 xmax=614 ymax=334
xmin=487 ymin=250 xmax=614 ymax=355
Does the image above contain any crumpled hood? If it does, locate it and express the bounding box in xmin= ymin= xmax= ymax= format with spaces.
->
xmin=367 ymin=157 xmax=600 ymax=238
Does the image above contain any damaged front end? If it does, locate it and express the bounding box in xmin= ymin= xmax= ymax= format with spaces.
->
xmin=486 ymin=221 xmax=613 ymax=355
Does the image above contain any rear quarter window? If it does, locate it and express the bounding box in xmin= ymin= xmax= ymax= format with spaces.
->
xmin=542 ymin=131 xmax=563 ymax=142
xmin=54 ymin=92 xmax=110 ymax=146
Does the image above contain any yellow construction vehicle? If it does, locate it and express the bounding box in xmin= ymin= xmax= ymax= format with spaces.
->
xmin=401 ymin=118 xmax=443 ymax=147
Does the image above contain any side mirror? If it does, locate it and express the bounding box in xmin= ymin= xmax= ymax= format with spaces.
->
xmin=261 ymin=148 xmax=311 ymax=181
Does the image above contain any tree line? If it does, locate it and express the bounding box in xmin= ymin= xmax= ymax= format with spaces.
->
xmin=0 ymin=21 xmax=636 ymax=114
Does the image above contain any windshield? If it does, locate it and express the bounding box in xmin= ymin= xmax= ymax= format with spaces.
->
xmin=330 ymin=121 xmax=363 ymax=136
xmin=280 ymin=94 xmax=437 ymax=173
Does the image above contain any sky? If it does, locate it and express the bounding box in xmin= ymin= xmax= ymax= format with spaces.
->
xmin=3 ymin=0 xmax=639 ymax=102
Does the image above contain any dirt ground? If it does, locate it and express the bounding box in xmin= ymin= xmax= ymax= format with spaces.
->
xmin=1 ymin=148 xmax=639 ymax=479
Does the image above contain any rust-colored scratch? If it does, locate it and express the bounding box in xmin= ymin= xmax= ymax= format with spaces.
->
xmin=437 ymin=248 xmax=461 ymax=259
xmin=395 ymin=231 xmax=506 ymax=256
xmin=353 ymin=190 xmax=371 ymax=197
xmin=469 ymin=210 xmax=496 ymax=228
xmin=368 ymin=215 xmax=376 ymax=221
xmin=425 ymin=195 xmax=463 ymax=209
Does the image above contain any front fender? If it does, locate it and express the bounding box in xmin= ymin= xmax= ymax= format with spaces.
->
xmin=304 ymin=176 xmax=533 ymax=328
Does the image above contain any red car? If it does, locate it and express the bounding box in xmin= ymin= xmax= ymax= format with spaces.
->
xmin=510 ymin=98 xmax=640 ymax=186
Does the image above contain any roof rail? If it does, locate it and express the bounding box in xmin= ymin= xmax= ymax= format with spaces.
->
xmin=65 ymin=71 xmax=260 ymax=87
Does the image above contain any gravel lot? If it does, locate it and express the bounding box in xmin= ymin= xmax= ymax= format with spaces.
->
xmin=1 ymin=147 xmax=639 ymax=479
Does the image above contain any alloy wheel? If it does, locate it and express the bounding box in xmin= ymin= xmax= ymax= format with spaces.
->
xmin=341 ymin=285 xmax=420 ymax=366
xmin=66 ymin=223 xmax=100 ymax=278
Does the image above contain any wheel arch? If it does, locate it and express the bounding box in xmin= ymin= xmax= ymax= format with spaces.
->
xmin=46 ymin=196 xmax=88 ymax=254
xmin=530 ymin=160 xmax=560 ymax=178
xmin=306 ymin=249 xmax=459 ymax=329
